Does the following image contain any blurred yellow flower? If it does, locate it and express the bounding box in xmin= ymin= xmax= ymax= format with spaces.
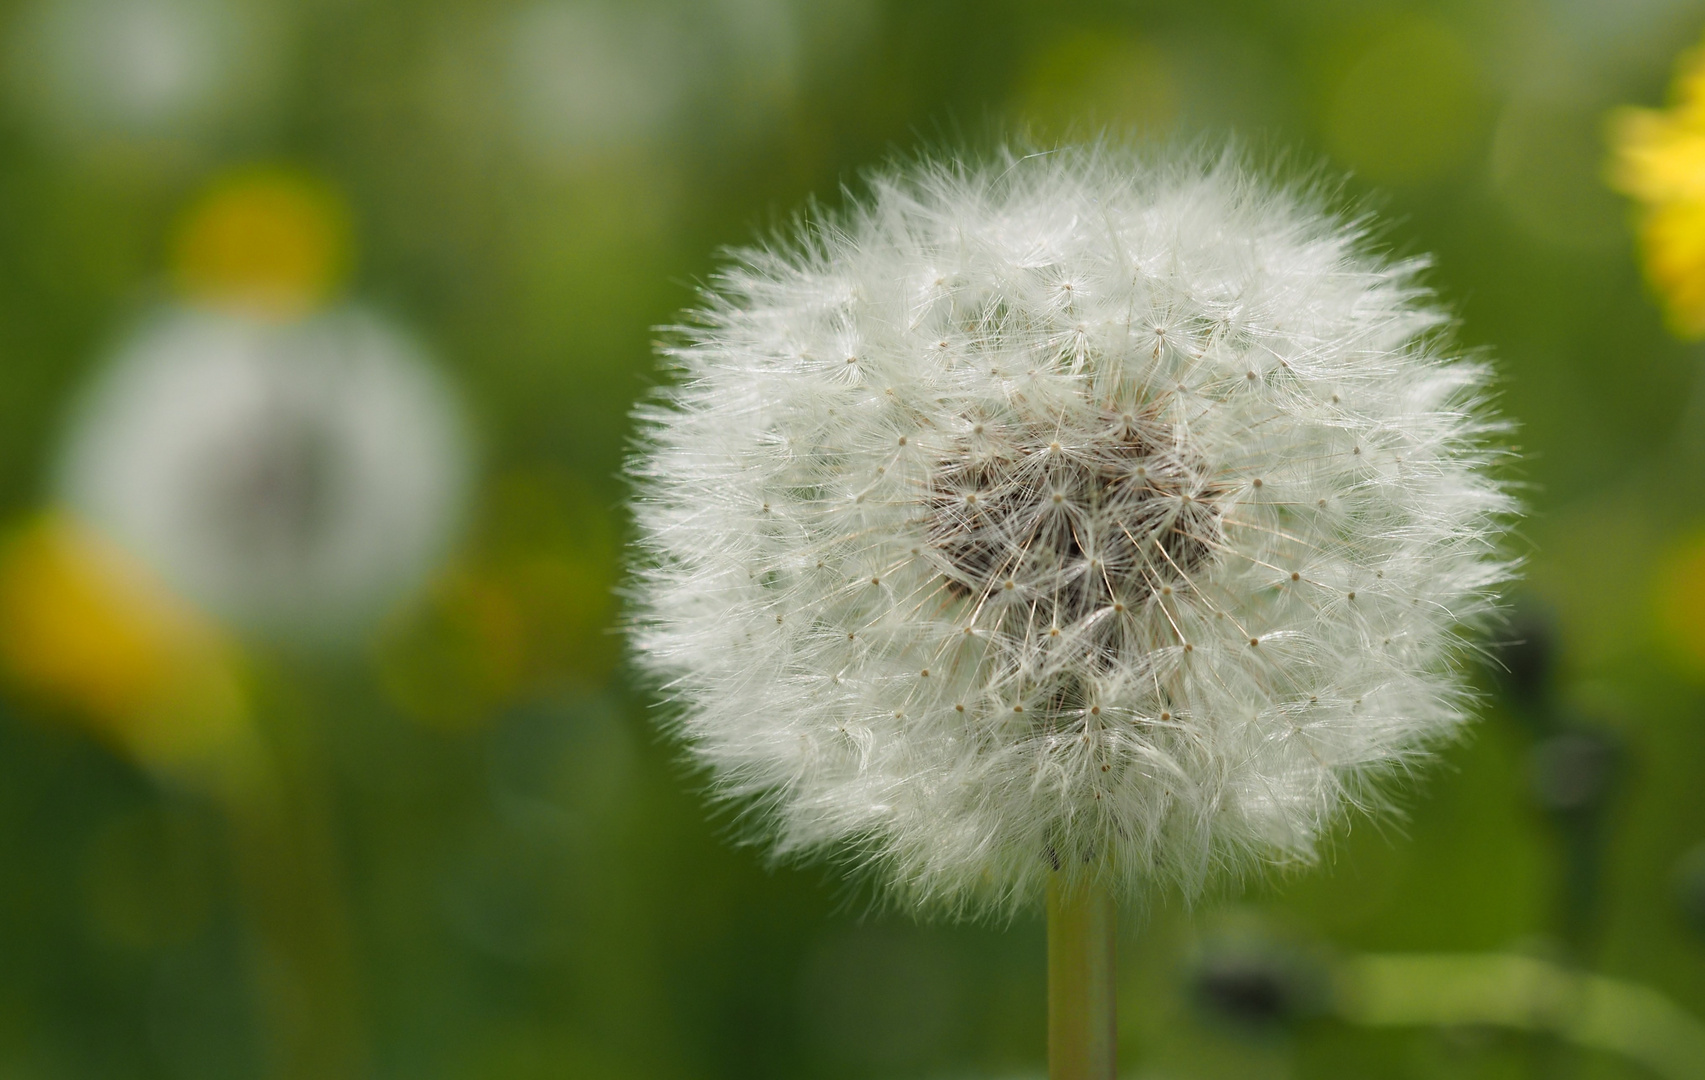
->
xmin=1609 ymin=42 xmax=1705 ymax=337
xmin=374 ymin=471 xmax=619 ymax=730
xmin=0 ymin=513 xmax=257 ymax=784
xmin=1652 ymin=528 xmax=1705 ymax=677
xmin=171 ymin=166 xmax=352 ymax=320
xmin=375 ymin=568 xmax=526 ymax=732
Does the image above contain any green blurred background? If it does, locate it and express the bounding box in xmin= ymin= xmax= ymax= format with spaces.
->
xmin=0 ymin=0 xmax=1703 ymax=1077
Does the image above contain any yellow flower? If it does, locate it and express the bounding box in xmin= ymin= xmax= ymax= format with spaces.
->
xmin=1654 ymin=528 xmax=1705 ymax=678
xmin=171 ymin=167 xmax=352 ymax=321
xmin=1610 ymin=40 xmax=1705 ymax=337
xmin=0 ymin=513 xmax=257 ymax=786
xmin=373 ymin=471 xmax=619 ymax=731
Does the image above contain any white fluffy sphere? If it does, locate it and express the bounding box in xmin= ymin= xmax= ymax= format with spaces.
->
xmin=629 ymin=147 xmax=1514 ymax=915
xmin=58 ymin=305 xmax=471 ymax=641
xmin=8 ymin=0 xmax=286 ymax=147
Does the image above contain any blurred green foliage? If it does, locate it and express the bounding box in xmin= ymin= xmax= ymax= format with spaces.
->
xmin=1 ymin=0 xmax=1705 ymax=1077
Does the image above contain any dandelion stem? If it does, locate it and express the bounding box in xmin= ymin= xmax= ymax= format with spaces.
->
xmin=226 ymin=669 xmax=370 ymax=1080
xmin=1048 ymin=872 xmax=1116 ymax=1080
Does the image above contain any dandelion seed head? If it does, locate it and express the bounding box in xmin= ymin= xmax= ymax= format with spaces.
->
xmin=58 ymin=306 xmax=470 ymax=641
xmin=628 ymin=144 xmax=1515 ymax=916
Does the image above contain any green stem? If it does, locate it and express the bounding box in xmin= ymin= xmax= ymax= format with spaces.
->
xmin=1338 ymin=952 xmax=1705 ymax=1080
xmin=1048 ymin=872 xmax=1117 ymax=1080
xmin=225 ymin=671 xmax=369 ymax=1080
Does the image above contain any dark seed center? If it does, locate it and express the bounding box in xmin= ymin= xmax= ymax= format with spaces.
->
xmin=925 ymin=406 xmax=1225 ymax=626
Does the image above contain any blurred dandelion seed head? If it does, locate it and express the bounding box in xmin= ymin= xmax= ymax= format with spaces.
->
xmin=629 ymin=145 xmax=1517 ymax=916
xmin=500 ymin=0 xmax=807 ymax=168
xmin=6 ymin=0 xmax=286 ymax=150
xmin=504 ymin=2 xmax=689 ymax=161
xmin=57 ymin=307 xmax=472 ymax=642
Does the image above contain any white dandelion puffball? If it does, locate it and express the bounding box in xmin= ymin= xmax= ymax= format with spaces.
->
xmin=58 ymin=306 xmax=471 ymax=641
xmin=630 ymin=146 xmax=1515 ymax=915
xmin=7 ymin=0 xmax=285 ymax=146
